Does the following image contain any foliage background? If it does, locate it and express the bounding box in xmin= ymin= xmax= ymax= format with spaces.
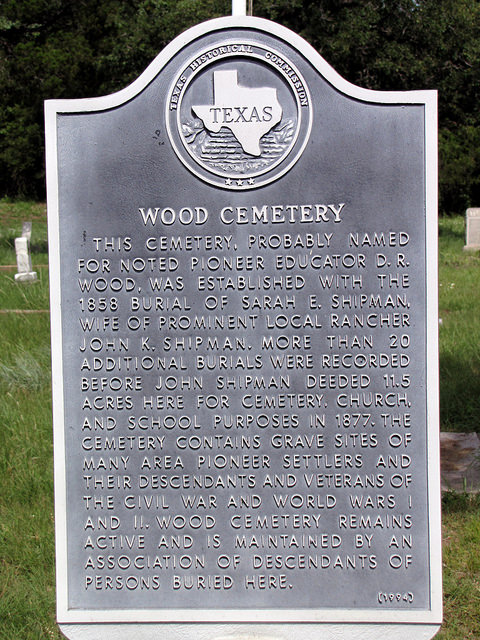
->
xmin=1 ymin=0 xmax=479 ymax=213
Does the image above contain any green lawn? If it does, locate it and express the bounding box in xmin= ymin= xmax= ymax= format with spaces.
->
xmin=438 ymin=493 xmax=480 ymax=640
xmin=438 ymin=216 xmax=480 ymax=431
xmin=0 ymin=199 xmax=478 ymax=639
xmin=0 ymin=199 xmax=48 ymax=266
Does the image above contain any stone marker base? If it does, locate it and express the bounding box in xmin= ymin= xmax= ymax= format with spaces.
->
xmin=14 ymin=271 xmax=37 ymax=283
xmin=59 ymin=623 xmax=441 ymax=640
xmin=440 ymin=432 xmax=480 ymax=492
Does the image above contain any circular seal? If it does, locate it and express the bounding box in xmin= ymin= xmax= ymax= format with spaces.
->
xmin=166 ymin=42 xmax=312 ymax=190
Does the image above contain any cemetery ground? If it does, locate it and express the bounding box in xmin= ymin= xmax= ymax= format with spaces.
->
xmin=0 ymin=199 xmax=478 ymax=639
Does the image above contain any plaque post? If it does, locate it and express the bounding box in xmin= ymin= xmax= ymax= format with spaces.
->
xmin=46 ymin=12 xmax=441 ymax=640
xmin=232 ymin=0 xmax=247 ymax=16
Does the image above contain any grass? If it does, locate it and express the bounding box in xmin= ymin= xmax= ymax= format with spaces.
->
xmin=0 ymin=199 xmax=58 ymax=638
xmin=438 ymin=216 xmax=480 ymax=431
xmin=0 ymin=314 xmax=59 ymax=639
xmin=0 ymin=199 xmax=48 ymax=266
xmin=437 ymin=493 xmax=480 ymax=640
xmin=0 ymin=199 xmax=478 ymax=639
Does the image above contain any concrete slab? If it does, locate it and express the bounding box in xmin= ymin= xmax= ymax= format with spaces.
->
xmin=440 ymin=432 xmax=480 ymax=492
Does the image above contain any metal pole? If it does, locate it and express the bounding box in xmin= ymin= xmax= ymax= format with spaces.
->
xmin=232 ymin=0 xmax=247 ymax=16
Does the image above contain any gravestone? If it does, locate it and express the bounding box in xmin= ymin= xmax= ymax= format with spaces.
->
xmin=22 ymin=221 xmax=33 ymax=242
xmin=45 ymin=13 xmax=442 ymax=640
xmin=14 ymin=221 xmax=37 ymax=282
xmin=464 ymin=208 xmax=480 ymax=250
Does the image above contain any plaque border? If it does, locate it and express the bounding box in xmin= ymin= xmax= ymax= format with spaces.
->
xmin=45 ymin=14 xmax=441 ymax=627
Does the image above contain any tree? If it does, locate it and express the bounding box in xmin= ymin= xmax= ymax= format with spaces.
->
xmin=255 ymin=0 xmax=480 ymax=213
xmin=0 ymin=0 xmax=230 ymax=197
xmin=1 ymin=0 xmax=479 ymax=213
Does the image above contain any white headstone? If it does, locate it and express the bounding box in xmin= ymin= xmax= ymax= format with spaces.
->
xmin=14 ymin=236 xmax=37 ymax=282
xmin=464 ymin=207 xmax=480 ymax=250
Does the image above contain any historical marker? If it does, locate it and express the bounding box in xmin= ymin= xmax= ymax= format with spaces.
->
xmin=45 ymin=13 xmax=441 ymax=640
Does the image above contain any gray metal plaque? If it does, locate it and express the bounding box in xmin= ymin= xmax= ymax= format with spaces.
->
xmin=45 ymin=14 xmax=441 ymax=637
